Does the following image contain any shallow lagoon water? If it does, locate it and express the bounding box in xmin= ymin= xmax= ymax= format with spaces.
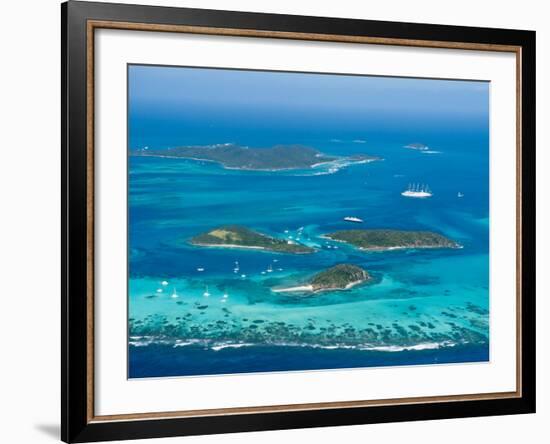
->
xmin=128 ymin=134 xmax=489 ymax=378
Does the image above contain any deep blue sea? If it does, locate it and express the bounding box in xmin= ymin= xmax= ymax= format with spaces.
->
xmin=127 ymin=67 xmax=489 ymax=379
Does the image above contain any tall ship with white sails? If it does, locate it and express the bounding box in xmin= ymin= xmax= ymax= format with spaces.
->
xmin=401 ymin=183 xmax=433 ymax=198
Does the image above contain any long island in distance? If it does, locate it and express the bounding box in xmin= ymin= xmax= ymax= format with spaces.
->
xmin=132 ymin=143 xmax=380 ymax=171
xmin=128 ymin=64 xmax=490 ymax=378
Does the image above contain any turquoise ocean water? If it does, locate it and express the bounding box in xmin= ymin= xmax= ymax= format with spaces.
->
xmin=128 ymin=66 xmax=489 ymax=378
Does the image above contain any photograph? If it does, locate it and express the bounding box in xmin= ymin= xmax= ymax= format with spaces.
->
xmin=0 ymin=0 xmax=542 ymax=441
xmin=127 ymin=64 xmax=490 ymax=378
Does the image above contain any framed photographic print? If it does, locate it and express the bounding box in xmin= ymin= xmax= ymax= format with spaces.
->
xmin=61 ymin=1 xmax=536 ymax=442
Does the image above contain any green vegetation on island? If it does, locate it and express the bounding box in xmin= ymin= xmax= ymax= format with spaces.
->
xmin=324 ymin=229 xmax=460 ymax=251
xmin=310 ymin=264 xmax=371 ymax=291
xmin=273 ymin=264 xmax=370 ymax=293
xmin=189 ymin=225 xmax=315 ymax=254
xmin=132 ymin=143 xmax=380 ymax=171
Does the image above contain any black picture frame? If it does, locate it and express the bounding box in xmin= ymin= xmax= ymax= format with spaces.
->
xmin=62 ymin=1 xmax=536 ymax=442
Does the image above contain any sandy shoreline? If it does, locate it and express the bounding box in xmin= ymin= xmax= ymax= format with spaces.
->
xmin=135 ymin=153 xmax=329 ymax=171
xmin=190 ymin=242 xmax=267 ymax=251
xmin=134 ymin=153 xmax=376 ymax=172
xmin=272 ymin=285 xmax=314 ymax=293
xmin=272 ymin=279 xmax=367 ymax=294
xmin=320 ymin=235 xmax=460 ymax=252
xmin=357 ymin=244 xmax=458 ymax=252
xmin=189 ymin=242 xmax=315 ymax=254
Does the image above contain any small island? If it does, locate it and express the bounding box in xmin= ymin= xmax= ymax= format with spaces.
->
xmin=324 ymin=229 xmax=460 ymax=251
xmin=189 ymin=225 xmax=315 ymax=254
xmin=273 ymin=264 xmax=371 ymax=293
xmin=404 ymin=143 xmax=429 ymax=151
xmin=132 ymin=143 xmax=380 ymax=171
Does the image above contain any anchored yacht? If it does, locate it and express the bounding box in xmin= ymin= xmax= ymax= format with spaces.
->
xmin=401 ymin=183 xmax=433 ymax=198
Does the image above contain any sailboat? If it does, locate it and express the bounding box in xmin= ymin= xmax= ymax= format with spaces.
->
xmin=401 ymin=183 xmax=433 ymax=198
xmin=171 ymin=287 xmax=179 ymax=298
xmin=203 ymin=286 xmax=210 ymax=297
xmin=267 ymin=264 xmax=273 ymax=273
